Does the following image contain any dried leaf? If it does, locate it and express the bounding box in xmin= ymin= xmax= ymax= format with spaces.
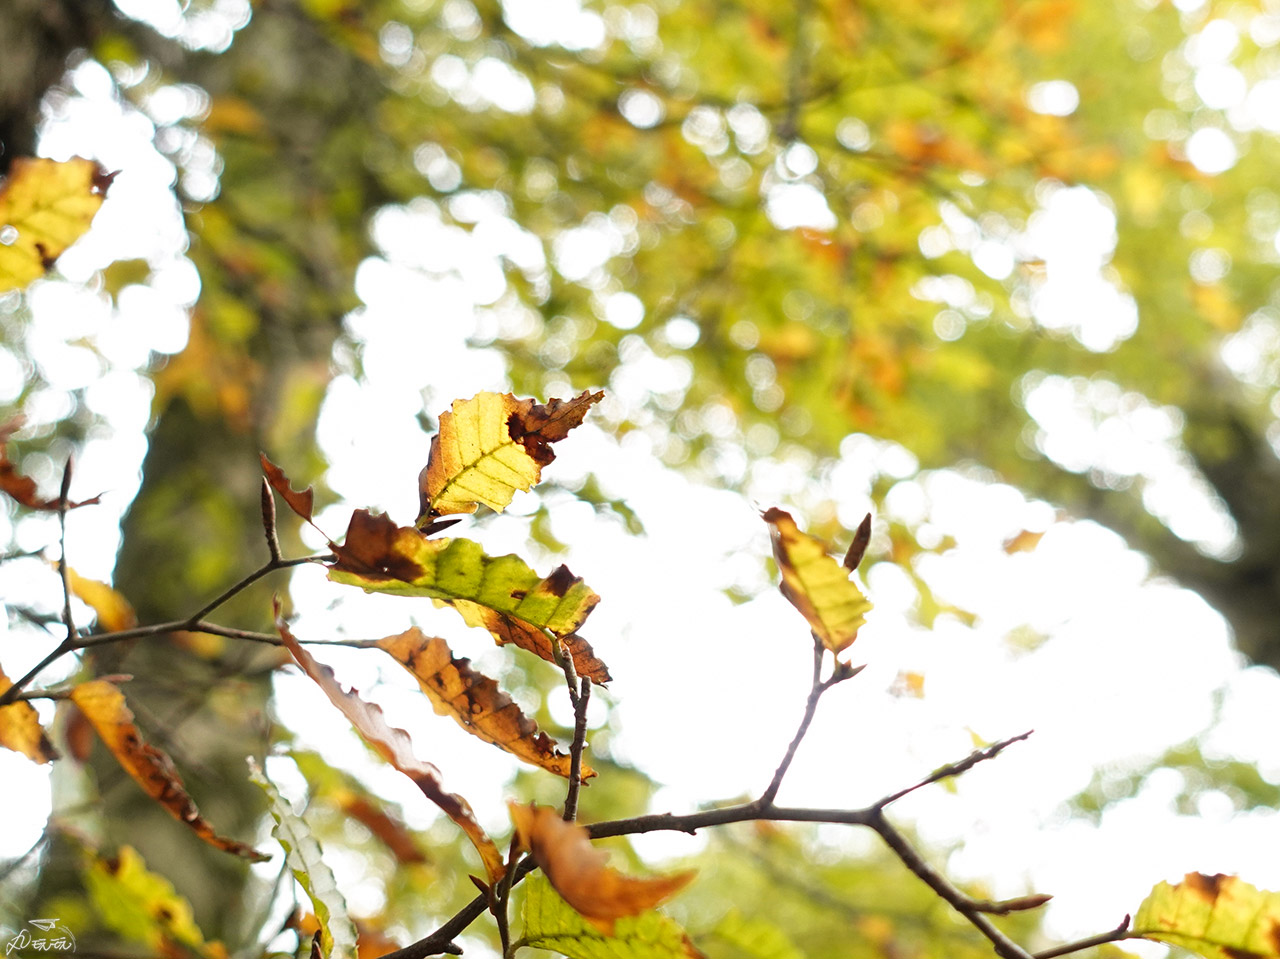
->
xmin=377 ymin=628 xmax=592 ymax=779
xmin=0 ymin=439 xmax=100 ymax=511
xmin=328 ymin=510 xmax=599 ymax=638
xmin=68 ymin=679 xmax=266 ymax=861
xmin=763 ymin=507 xmax=872 ymax=654
xmin=0 ymin=157 xmax=114 ymax=293
xmin=1133 ymin=872 xmax=1280 ymax=959
xmin=521 ymin=874 xmax=702 ymax=959
xmin=261 ymin=453 xmax=315 ymax=521
xmin=84 ymin=844 xmax=210 ymax=953
xmin=276 ymin=612 xmax=505 ymax=881
xmin=448 ymin=601 xmax=611 ymax=684
xmin=0 ymin=664 xmax=58 ymax=763
xmin=417 ymin=390 xmax=603 ymax=522
xmin=511 ymin=803 xmax=695 ymax=934
xmin=842 ymin=513 xmax=873 ymax=571
xmin=249 ymin=759 xmax=359 ymax=959
xmin=66 ymin=567 xmax=138 ymax=632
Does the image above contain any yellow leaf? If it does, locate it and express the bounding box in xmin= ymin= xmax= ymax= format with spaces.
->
xmin=65 ymin=567 xmax=138 ymax=632
xmin=377 ymin=628 xmax=593 ymax=779
xmin=1133 ymin=872 xmax=1280 ymax=959
xmin=84 ymin=844 xmax=210 ymax=952
xmin=0 ymin=157 xmax=113 ymax=293
xmin=0 ymin=665 xmax=58 ymax=763
xmin=69 ymin=680 xmax=266 ymax=861
xmin=417 ymin=390 xmax=603 ymax=522
xmin=763 ymin=508 xmax=872 ymax=653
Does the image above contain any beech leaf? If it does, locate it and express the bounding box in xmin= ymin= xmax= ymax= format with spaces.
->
xmin=763 ymin=507 xmax=872 ymax=654
xmin=0 ymin=156 xmax=114 ymax=293
xmin=511 ymin=802 xmax=695 ymax=935
xmin=448 ymin=601 xmax=611 ymax=683
xmin=248 ymin=759 xmax=359 ymax=959
xmin=521 ymin=874 xmax=702 ymax=959
xmin=0 ymin=664 xmax=58 ymax=763
xmin=275 ymin=611 xmax=506 ymax=881
xmin=377 ymin=627 xmax=593 ymax=779
xmin=66 ymin=567 xmax=138 ymax=632
xmin=1132 ymin=872 xmax=1280 ymax=959
xmin=84 ymin=844 xmax=209 ymax=953
xmin=0 ymin=426 xmax=101 ymax=511
xmin=417 ymin=390 xmax=603 ymax=522
xmin=328 ymin=509 xmax=599 ymax=638
xmin=260 ymin=453 xmax=315 ymax=521
xmin=68 ymin=679 xmax=266 ymax=860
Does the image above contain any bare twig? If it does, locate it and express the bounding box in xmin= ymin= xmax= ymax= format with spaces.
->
xmin=563 ymin=675 xmax=592 ymax=822
xmin=874 ymin=730 xmax=1035 ymax=809
xmin=758 ymin=635 xmax=826 ymax=806
xmin=56 ymin=456 xmax=79 ymax=645
xmin=493 ymin=842 xmax=522 ymax=957
xmin=1032 ymin=916 xmax=1132 ymax=959
xmin=260 ymin=477 xmax=283 ymax=563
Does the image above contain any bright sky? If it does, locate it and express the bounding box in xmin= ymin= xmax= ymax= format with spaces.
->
xmin=4 ymin=2 xmax=1280 ymax=955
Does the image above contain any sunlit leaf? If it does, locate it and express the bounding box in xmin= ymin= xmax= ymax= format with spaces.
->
xmin=275 ymin=612 xmax=505 ymax=881
xmin=248 ymin=759 xmax=358 ymax=959
xmin=328 ymin=509 xmax=599 ymax=637
xmin=261 ymin=452 xmax=315 ymax=521
xmin=0 ymin=664 xmax=58 ymax=763
xmin=511 ymin=802 xmax=695 ymax=934
xmin=521 ymin=874 xmax=701 ymax=959
xmin=447 ymin=601 xmax=612 ymax=684
xmin=763 ymin=508 xmax=872 ymax=654
xmin=0 ymin=156 xmax=113 ymax=293
xmin=378 ymin=627 xmax=592 ymax=779
xmin=68 ymin=679 xmax=266 ymax=861
xmin=65 ymin=567 xmax=138 ymax=632
xmin=417 ymin=390 xmax=603 ymax=522
xmin=84 ymin=844 xmax=209 ymax=953
xmin=1132 ymin=872 xmax=1280 ymax=959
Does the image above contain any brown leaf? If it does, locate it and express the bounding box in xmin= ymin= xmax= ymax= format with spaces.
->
xmin=510 ymin=803 xmax=695 ymax=934
xmin=335 ymin=790 xmax=427 ymax=865
xmin=842 ymin=513 xmax=873 ymax=571
xmin=506 ymin=390 xmax=605 ymax=463
xmin=377 ymin=628 xmax=593 ymax=780
xmin=328 ymin=509 xmax=429 ymax=583
xmin=275 ymin=609 xmax=505 ymax=881
xmin=449 ymin=600 xmax=611 ymax=684
xmin=68 ymin=679 xmax=266 ymax=860
xmin=0 ymin=665 xmax=58 ymax=763
xmin=0 ymin=438 xmax=100 ymax=511
xmin=260 ymin=453 xmax=315 ymax=522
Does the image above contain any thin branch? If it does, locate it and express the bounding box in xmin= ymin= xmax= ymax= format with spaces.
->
xmin=56 ymin=456 xmax=79 ymax=645
xmin=260 ymin=477 xmax=283 ymax=563
xmin=563 ymin=675 xmax=591 ymax=822
xmin=758 ymin=634 xmax=828 ymax=806
xmin=874 ymin=731 xmax=1035 ymax=809
xmin=493 ymin=843 xmax=521 ymax=958
xmin=1032 ymin=916 xmax=1132 ymax=959
xmin=869 ymin=810 xmax=1035 ymax=959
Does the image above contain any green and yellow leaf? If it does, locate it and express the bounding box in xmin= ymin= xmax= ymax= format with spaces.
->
xmin=84 ymin=844 xmax=210 ymax=953
xmin=248 ymin=758 xmax=359 ymax=959
xmin=521 ymin=874 xmax=701 ymax=959
xmin=1132 ymin=872 xmax=1280 ymax=959
xmin=328 ymin=509 xmax=599 ymax=637
xmin=276 ymin=611 xmax=505 ymax=882
xmin=0 ymin=157 xmax=113 ymax=293
xmin=68 ymin=680 xmax=266 ymax=860
xmin=377 ymin=627 xmax=593 ymax=779
xmin=0 ymin=664 xmax=58 ymax=763
xmin=417 ymin=390 xmax=603 ymax=522
xmin=511 ymin=803 xmax=695 ymax=935
xmin=447 ymin=601 xmax=611 ymax=683
xmin=763 ymin=508 xmax=872 ymax=654
xmin=706 ymin=910 xmax=803 ymax=959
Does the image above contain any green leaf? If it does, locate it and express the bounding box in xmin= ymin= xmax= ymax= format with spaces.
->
xmin=248 ymin=758 xmax=358 ymax=959
xmin=328 ymin=509 xmax=599 ymax=636
xmin=706 ymin=910 xmax=804 ymax=959
xmin=520 ymin=875 xmax=699 ymax=959
xmin=1132 ymin=872 xmax=1280 ymax=959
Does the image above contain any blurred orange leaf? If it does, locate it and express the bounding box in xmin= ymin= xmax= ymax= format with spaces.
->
xmin=511 ymin=802 xmax=695 ymax=934
xmin=66 ymin=567 xmax=137 ymax=632
xmin=69 ymin=679 xmax=265 ymax=860
xmin=275 ymin=611 xmax=505 ymax=881
xmin=0 ymin=665 xmax=58 ymax=763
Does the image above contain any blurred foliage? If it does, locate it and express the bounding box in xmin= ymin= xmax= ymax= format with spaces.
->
xmin=3 ymin=0 xmax=1280 ymax=954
